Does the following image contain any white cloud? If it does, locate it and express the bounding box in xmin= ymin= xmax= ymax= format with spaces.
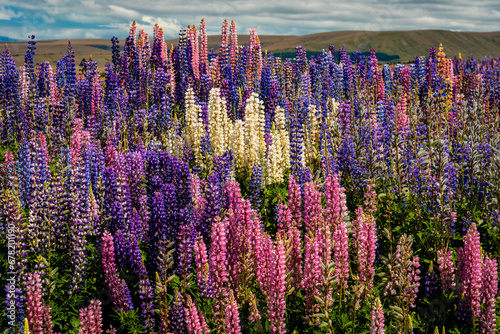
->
xmin=141 ymin=16 xmax=181 ymax=38
xmin=1 ymin=0 xmax=500 ymax=40
xmin=0 ymin=7 xmax=22 ymax=20
xmin=108 ymin=5 xmax=140 ymax=19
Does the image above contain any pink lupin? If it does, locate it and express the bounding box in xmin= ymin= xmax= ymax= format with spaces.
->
xmin=400 ymin=66 xmax=412 ymax=97
xmin=208 ymin=56 xmax=220 ymax=86
xmin=353 ymin=207 xmax=377 ymax=293
xmin=78 ymin=299 xmax=103 ymax=334
xmin=224 ymin=180 xmax=258 ymax=291
xmin=220 ymin=19 xmax=230 ymax=48
xmin=480 ymin=255 xmax=498 ymax=334
xmin=101 ymin=231 xmax=133 ymax=312
xmin=20 ymin=65 xmax=29 ymax=104
xmin=37 ymin=132 xmax=50 ymax=165
xmin=194 ymin=235 xmax=210 ymax=293
xmin=210 ymin=215 xmax=229 ymax=296
xmin=46 ymin=62 xmax=59 ymax=106
xmin=230 ymin=20 xmax=238 ymax=71
xmin=303 ymin=181 xmax=323 ymax=233
xmin=188 ymin=25 xmax=200 ymax=79
xmin=457 ymin=222 xmax=482 ymax=318
xmin=199 ymin=19 xmax=208 ymax=67
xmin=437 ymin=248 xmax=456 ymax=292
xmin=288 ymin=224 xmax=303 ymax=288
xmin=324 ymin=173 xmax=348 ymax=229
xmin=248 ymin=28 xmax=257 ymax=82
xmin=210 ymin=215 xmax=230 ymax=329
xmin=288 ymin=175 xmax=303 ymax=228
xmin=333 ymin=219 xmax=350 ymax=291
xmin=154 ymin=24 xmax=167 ymax=64
xmin=301 ymin=229 xmax=322 ymax=310
xmin=27 ymin=272 xmax=52 ymax=334
xmin=137 ymin=29 xmax=145 ymax=70
xmin=377 ymin=69 xmax=385 ymax=103
xmin=185 ymin=295 xmax=210 ymax=334
xmin=191 ymin=174 xmax=206 ymax=215
xmin=370 ymin=297 xmax=385 ymax=334
xmin=225 ymin=290 xmax=242 ymax=334
xmin=128 ymin=21 xmax=137 ymax=50
xmin=70 ymin=118 xmax=90 ymax=168
xmin=396 ymin=95 xmax=409 ymax=136
xmin=268 ymin=238 xmax=287 ymax=334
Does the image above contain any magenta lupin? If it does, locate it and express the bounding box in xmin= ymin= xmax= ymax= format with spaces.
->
xmin=370 ymin=297 xmax=385 ymax=334
xmin=437 ymin=248 xmax=456 ymax=292
xmin=457 ymin=222 xmax=482 ymax=318
xmin=78 ymin=299 xmax=103 ymax=334
xmin=480 ymin=255 xmax=498 ymax=334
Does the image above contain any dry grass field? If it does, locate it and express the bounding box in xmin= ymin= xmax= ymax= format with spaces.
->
xmin=4 ymin=29 xmax=500 ymax=71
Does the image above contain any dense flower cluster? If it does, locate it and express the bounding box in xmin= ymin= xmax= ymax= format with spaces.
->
xmin=0 ymin=20 xmax=499 ymax=334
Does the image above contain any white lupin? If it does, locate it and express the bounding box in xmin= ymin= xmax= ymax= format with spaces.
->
xmin=184 ymin=88 xmax=206 ymax=166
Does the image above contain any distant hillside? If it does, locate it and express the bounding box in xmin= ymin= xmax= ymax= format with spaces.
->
xmin=0 ymin=36 xmax=18 ymax=42
xmin=165 ymin=30 xmax=500 ymax=62
xmin=5 ymin=30 xmax=500 ymax=70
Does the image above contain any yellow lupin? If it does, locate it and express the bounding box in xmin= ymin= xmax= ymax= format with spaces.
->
xmin=24 ymin=318 xmax=30 ymax=334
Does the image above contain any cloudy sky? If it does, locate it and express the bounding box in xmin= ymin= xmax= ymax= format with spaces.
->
xmin=0 ymin=0 xmax=499 ymax=40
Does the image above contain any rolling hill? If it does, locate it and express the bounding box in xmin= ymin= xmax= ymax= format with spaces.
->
xmin=4 ymin=29 xmax=500 ymax=70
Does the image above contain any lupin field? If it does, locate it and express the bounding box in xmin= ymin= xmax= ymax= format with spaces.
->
xmin=0 ymin=19 xmax=500 ymax=334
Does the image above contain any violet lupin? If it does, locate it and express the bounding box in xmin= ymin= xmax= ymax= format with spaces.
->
xmin=249 ymin=163 xmax=262 ymax=210
xmin=126 ymin=151 xmax=148 ymax=240
xmin=138 ymin=278 xmax=155 ymax=330
xmin=0 ymin=46 xmax=21 ymax=142
xmin=168 ymin=290 xmax=186 ymax=334
xmin=286 ymin=175 xmax=303 ymax=288
xmin=125 ymin=229 xmax=155 ymax=329
xmin=423 ymin=263 xmax=439 ymax=299
xmin=18 ymin=140 xmax=32 ymax=206
xmin=2 ymin=190 xmax=28 ymax=322
xmin=69 ymin=158 xmax=90 ymax=293
xmin=114 ymin=152 xmax=133 ymax=224
xmin=200 ymin=172 xmax=221 ymax=244
xmin=26 ymin=169 xmax=52 ymax=274
xmin=175 ymin=208 xmax=196 ymax=278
